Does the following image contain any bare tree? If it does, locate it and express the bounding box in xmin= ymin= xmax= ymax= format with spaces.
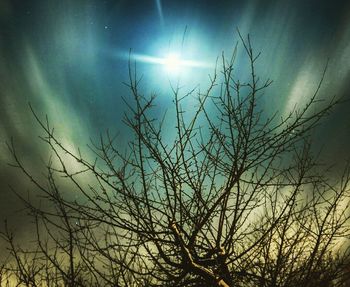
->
xmin=2 ymin=33 xmax=350 ymax=287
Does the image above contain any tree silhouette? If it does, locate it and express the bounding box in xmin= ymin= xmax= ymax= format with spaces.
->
xmin=2 ymin=33 xmax=350 ymax=287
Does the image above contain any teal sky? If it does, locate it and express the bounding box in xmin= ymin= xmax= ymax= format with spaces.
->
xmin=0 ymin=0 xmax=349 ymax=237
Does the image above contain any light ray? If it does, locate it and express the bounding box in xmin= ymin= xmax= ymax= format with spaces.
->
xmin=156 ymin=0 xmax=164 ymax=26
xmin=131 ymin=52 xmax=213 ymax=74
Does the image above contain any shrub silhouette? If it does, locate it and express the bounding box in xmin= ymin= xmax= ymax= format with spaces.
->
xmin=2 ymin=33 xmax=350 ymax=287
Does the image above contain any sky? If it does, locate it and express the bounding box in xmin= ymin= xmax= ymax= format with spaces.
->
xmin=0 ymin=0 xmax=349 ymax=245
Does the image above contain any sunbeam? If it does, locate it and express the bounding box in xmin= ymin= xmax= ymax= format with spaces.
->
xmin=156 ymin=0 xmax=164 ymax=27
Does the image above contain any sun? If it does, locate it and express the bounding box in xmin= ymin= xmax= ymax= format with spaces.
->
xmin=127 ymin=50 xmax=212 ymax=76
xmin=163 ymin=53 xmax=182 ymax=74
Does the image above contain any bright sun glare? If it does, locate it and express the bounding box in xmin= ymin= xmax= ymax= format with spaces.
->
xmin=129 ymin=50 xmax=212 ymax=76
xmin=163 ymin=53 xmax=182 ymax=73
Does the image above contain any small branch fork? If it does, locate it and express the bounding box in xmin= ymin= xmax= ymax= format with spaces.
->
xmin=169 ymin=220 xmax=230 ymax=287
